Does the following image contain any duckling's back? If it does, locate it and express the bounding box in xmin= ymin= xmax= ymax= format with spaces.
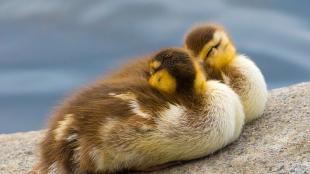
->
xmin=36 ymin=77 xmax=163 ymax=173
xmin=35 ymin=80 xmax=243 ymax=173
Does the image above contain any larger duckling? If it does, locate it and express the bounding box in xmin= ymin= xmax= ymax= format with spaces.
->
xmin=30 ymin=48 xmax=244 ymax=174
xmin=184 ymin=24 xmax=268 ymax=123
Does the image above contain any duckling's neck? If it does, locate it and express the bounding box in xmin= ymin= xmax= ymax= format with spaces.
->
xmin=215 ymin=53 xmax=236 ymax=70
xmin=205 ymin=53 xmax=237 ymax=81
xmin=204 ymin=64 xmax=224 ymax=82
xmin=192 ymin=61 xmax=207 ymax=96
xmin=194 ymin=70 xmax=207 ymax=95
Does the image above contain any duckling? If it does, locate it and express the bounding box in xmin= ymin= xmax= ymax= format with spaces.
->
xmin=30 ymin=48 xmax=244 ymax=174
xmin=184 ymin=24 xmax=268 ymax=123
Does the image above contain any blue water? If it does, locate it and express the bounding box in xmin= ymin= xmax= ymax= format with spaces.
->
xmin=0 ymin=0 xmax=309 ymax=133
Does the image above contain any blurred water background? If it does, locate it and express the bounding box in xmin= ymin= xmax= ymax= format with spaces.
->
xmin=0 ymin=0 xmax=309 ymax=133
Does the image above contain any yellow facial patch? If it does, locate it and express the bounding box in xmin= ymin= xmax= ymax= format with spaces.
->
xmin=192 ymin=61 xmax=207 ymax=95
xmin=148 ymin=69 xmax=176 ymax=94
xmin=198 ymin=31 xmax=236 ymax=69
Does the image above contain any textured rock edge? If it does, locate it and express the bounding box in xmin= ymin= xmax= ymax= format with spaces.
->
xmin=0 ymin=82 xmax=309 ymax=174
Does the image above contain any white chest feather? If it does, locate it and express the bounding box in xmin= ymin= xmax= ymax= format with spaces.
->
xmin=226 ymin=55 xmax=268 ymax=122
xmin=154 ymin=81 xmax=245 ymax=161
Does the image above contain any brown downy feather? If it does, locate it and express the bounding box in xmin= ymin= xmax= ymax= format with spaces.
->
xmin=30 ymin=48 xmax=204 ymax=174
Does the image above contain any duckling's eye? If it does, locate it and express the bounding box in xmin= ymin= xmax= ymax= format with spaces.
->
xmin=206 ymin=47 xmax=215 ymax=58
xmin=213 ymin=40 xmax=221 ymax=49
xmin=206 ymin=40 xmax=221 ymax=58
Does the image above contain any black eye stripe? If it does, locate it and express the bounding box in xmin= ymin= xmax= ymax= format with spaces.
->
xmin=213 ymin=39 xmax=222 ymax=49
xmin=206 ymin=48 xmax=214 ymax=58
xmin=206 ymin=39 xmax=222 ymax=58
xmin=157 ymin=76 xmax=162 ymax=82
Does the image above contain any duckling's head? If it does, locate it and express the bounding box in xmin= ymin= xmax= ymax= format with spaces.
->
xmin=148 ymin=48 xmax=206 ymax=96
xmin=184 ymin=24 xmax=236 ymax=69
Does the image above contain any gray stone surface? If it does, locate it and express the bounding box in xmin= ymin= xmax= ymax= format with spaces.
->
xmin=0 ymin=83 xmax=309 ymax=174
xmin=0 ymin=131 xmax=44 ymax=174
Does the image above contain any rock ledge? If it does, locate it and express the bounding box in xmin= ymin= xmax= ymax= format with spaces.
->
xmin=1 ymin=83 xmax=309 ymax=174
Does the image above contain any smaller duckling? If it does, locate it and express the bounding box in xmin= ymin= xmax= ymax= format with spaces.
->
xmin=184 ymin=23 xmax=268 ymax=122
xmin=29 ymin=48 xmax=244 ymax=174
